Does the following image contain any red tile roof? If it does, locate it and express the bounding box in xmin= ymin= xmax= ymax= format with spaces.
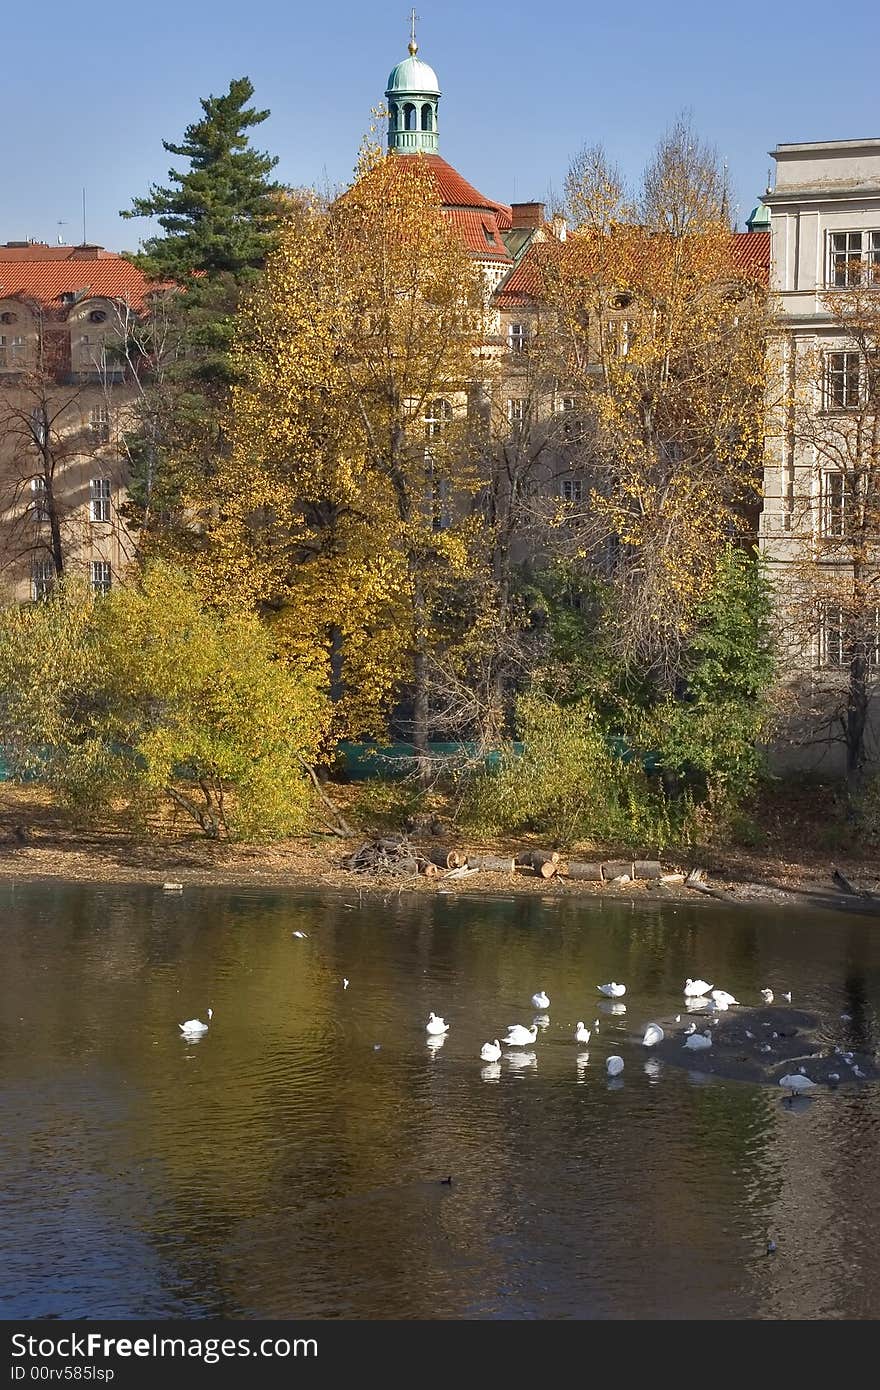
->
xmin=0 ymin=246 xmax=161 ymax=311
xmin=494 ymin=228 xmax=771 ymax=306
xmin=444 ymin=208 xmax=512 ymax=261
xmin=396 ymin=153 xmax=513 ymax=260
xmin=730 ymin=230 xmax=770 ymax=281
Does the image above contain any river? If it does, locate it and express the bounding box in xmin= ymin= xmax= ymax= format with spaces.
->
xmin=1 ymin=882 xmax=878 ymax=1319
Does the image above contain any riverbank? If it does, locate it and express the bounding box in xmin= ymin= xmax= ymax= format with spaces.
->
xmin=1 ymin=784 xmax=878 ymax=911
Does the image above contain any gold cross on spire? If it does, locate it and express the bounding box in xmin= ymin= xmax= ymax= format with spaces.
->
xmin=408 ymin=8 xmax=419 ymax=55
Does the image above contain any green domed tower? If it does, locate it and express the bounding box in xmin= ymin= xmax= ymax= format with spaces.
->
xmin=386 ymin=16 xmax=441 ymax=155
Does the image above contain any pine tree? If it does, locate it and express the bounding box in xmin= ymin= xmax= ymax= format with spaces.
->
xmin=119 ymin=78 xmax=283 ymax=548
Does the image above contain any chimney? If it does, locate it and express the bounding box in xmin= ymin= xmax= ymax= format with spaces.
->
xmin=510 ymin=201 xmax=545 ymax=230
xmin=71 ymin=244 xmax=104 ymax=259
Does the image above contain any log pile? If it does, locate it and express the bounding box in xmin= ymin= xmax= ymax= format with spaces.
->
xmin=341 ymin=836 xmax=663 ymax=884
xmin=341 ymin=835 xmax=440 ymax=879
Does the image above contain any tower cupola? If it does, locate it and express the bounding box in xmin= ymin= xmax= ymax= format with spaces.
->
xmin=386 ymin=13 xmax=440 ymax=154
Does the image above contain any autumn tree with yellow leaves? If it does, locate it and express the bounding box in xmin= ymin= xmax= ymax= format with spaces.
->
xmin=543 ymin=120 xmax=768 ymax=690
xmin=208 ymin=152 xmax=488 ymax=768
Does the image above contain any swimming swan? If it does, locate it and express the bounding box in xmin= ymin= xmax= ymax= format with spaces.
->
xmin=642 ymin=1023 xmax=664 ymax=1047
xmin=597 ymin=982 xmax=626 ymax=998
xmin=606 ymin=1055 xmax=624 ymax=1076
xmin=684 ymin=1031 xmax=712 ymax=1050
xmin=575 ymin=1021 xmax=592 ymax=1044
xmin=480 ymin=1039 xmax=502 ymax=1062
xmin=504 ymin=1023 xmax=539 ymax=1046
xmin=710 ymin=989 xmax=739 ymax=1007
xmin=426 ymin=1012 xmax=449 ymax=1035
xmin=531 ymin=990 xmax=550 ymax=1010
xmin=684 ymin=979 xmax=713 ymax=997
xmin=180 ymin=1008 xmax=212 ymax=1036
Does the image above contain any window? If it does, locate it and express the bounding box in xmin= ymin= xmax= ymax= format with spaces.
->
xmin=821 ymin=605 xmax=880 ymax=668
xmin=0 ymin=334 xmax=24 ymax=366
xmin=824 ymin=351 xmax=861 ymax=410
xmin=30 ymin=407 xmax=47 ymax=448
xmin=827 ymin=230 xmax=880 ymax=288
xmin=482 ymin=222 xmax=497 ymax=248
xmin=91 ymin=561 xmax=112 ymax=595
xmin=421 ymin=103 xmax=433 ymax=131
xmin=560 ymin=478 xmax=585 ymax=504
xmin=508 ymin=398 xmax=526 ymax=429
xmin=508 ymin=322 xmax=528 ymax=354
xmin=403 ymin=103 xmax=416 ymax=131
xmin=424 ymin=399 xmax=452 ymax=440
xmin=30 ymin=476 xmax=49 ymax=522
xmin=31 ymin=558 xmax=54 ymax=601
xmin=604 ymin=319 xmax=632 ymax=357
xmin=90 ymin=478 xmax=111 ymax=523
xmin=89 ymin=405 xmax=111 ymax=443
xmin=389 ymin=102 xmax=399 ymax=129
xmin=821 ymin=472 xmax=846 ymax=537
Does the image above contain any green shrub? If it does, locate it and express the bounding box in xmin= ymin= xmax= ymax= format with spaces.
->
xmin=0 ymin=564 xmax=330 ymax=840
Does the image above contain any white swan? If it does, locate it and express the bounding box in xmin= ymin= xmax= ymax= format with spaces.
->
xmin=606 ymin=1055 xmax=624 ymax=1076
xmin=597 ymin=982 xmax=626 ymax=997
xmin=575 ymin=1021 xmax=592 ymax=1044
xmin=642 ymin=1023 xmax=664 ymax=1047
xmin=531 ymin=990 xmax=550 ymax=1010
xmin=684 ymin=979 xmax=713 ymax=997
xmin=179 ymin=1008 xmax=213 ymax=1036
xmin=426 ymin=1012 xmax=449 ymax=1035
xmin=503 ymin=1023 xmax=538 ymax=1046
xmin=480 ymin=1039 xmax=502 ymax=1062
xmin=760 ymin=988 xmax=774 ymax=1003
xmin=684 ymin=1031 xmax=712 ymax=1050
xmin=779 ymin=1072 xmax=816 ymax=1093
xmin=781 ymin=991 xmax=792 ymax=1003
xmin=710 ymin=989 xmax=738 ymax=1007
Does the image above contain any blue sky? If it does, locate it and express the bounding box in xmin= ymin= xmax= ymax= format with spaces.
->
xmin=4 ymin=1 xmax=877 ymax=250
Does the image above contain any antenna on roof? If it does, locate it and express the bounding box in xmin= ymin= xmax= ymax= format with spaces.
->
xmin=82 ymin=188 xmax=87 ymax=246
xmin=57 ymin=220 xmax=68 ymax=246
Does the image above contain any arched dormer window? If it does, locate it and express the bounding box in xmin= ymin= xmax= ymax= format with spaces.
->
xmin=421 ymin=104 xmax=433 ymax=131
xmin=403 ymin=103 xmax=416 ymax=131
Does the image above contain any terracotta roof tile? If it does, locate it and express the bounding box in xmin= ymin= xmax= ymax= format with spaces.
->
xmin=730 ymin=230 xmax=770 ymax=281
xmin=444 ymin=208 xmax=512 ymax=261
xmin=0 ymin=250 xmax=161 ymax=311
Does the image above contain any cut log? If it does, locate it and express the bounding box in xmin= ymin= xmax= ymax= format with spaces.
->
xmin=561 ymin=861 xmax=604 ymax=881
xmin=465 ymin=854 xmax=516 ymax=874
xmin=515 ymin=851 xmax=559 ymax=878
xmin=632 ymin=860 xmax=663 ymax=880
xmin=602 ymin=861 xmax=634 ymax=881
xmin=424 ymin=847 xmax=463 ymax=870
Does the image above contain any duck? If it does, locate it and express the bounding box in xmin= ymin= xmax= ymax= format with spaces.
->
xmin=426 ymin=1012 xmax=449 ymax=1035
xmin=684 ymin=1031 xmax=712 ymax=1050
xmin=781 ymin=991 xmax=792 ymax=1003
xmin=503 ymin=1023 xmax=539 ymax=1046
xmin=684 ymin=979 xmax=713 ymax=997
xmin=760 ymin=988 xmax=774 ymax=1003
xmin=575 ymin=1021 xmax=592 ymax=1044
xmin=179 ymin=1008 xmax=212 ymax=1036
xmin=642 ymin=1023 xmax=664 ymax=1047
xmin=597 ymin=982 xmax=626 ymax=997
xmin=531 ymin=990 xmax=550 ymax=1010
xmin=480 ymin=1039 xmax=502 ymax=1063
xmin=606 ymin=1055 xmax=625 ymax=1076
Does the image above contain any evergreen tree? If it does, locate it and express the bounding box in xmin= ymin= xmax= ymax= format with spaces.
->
xmin=119 ymin=78 xmax=283 ymax=548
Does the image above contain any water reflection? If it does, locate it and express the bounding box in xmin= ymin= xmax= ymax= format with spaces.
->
xmin=1 ymin=882 xmax=879 ymax=1320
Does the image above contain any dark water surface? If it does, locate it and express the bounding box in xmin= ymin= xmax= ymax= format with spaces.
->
xmin=1 ymin=881 xmax=879 ymax=1320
